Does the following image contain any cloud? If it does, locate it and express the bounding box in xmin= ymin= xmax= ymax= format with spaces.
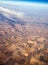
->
xmin=0 ymin=7 xmax=24 ymax=18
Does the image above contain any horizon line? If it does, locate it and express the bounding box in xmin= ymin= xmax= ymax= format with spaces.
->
xmin=0 ymin=1 xmax=48 ymax=5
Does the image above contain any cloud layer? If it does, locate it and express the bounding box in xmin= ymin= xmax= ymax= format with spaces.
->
xmin=0 ymin=7 xmax=24 ymax=19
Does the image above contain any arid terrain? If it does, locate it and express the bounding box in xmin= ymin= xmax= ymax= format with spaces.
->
xmin=0 ymin=2 xmax=48 ymax=65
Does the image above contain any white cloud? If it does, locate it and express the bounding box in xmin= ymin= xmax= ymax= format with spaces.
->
xmin=0 ymin=7 xmax=24 ymax=18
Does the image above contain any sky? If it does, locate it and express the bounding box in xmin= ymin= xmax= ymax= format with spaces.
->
xmin=0 ymin=0 xmax=48 ymax=3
